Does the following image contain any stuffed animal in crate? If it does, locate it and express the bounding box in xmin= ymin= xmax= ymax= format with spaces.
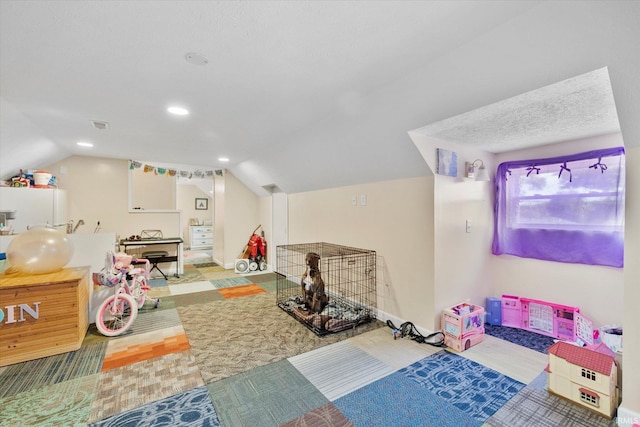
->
xmin=300 ymin=252 xmax=329 ymax=313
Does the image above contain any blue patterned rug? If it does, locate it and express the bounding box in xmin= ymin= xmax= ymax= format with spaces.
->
xmin=484 ymin=324 xmax=556 ymax=354
xmin=334 ymin=350 xmax=524 ymax=426
xmin=89 ymin=386 xmax=220 ymax=427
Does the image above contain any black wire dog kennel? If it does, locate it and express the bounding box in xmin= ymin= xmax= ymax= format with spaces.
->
xmin=276 ymin=242 xmax=376 ymax=336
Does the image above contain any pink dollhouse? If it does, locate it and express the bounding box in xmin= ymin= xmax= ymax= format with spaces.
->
xmin=546 ymin=341 xmax=618 ymax=418
xmin=501 ymin=295 xmax=593 ymax=344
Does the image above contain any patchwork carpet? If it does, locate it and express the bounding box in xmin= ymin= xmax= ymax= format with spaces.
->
xmin=483 ymin=324 xmax=556 ymax=354
xmin=1 ymin=266 xmax=611 ymax=427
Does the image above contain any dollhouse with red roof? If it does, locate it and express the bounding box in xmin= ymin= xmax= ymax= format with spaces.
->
xmin=546 ymin=341 xmax=619 ymax=418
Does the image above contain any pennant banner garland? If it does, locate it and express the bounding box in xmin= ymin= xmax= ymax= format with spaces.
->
xmin=129 ymin=160 xmax=219 ymax=179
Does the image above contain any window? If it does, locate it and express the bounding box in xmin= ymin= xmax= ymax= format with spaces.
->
xmin=492 ymin=147 xmax=625 ymax=267
xmin=579 ymin=388 xmax=600 ymax=407
xmin=581 ymin=368 xmax=597 ymax=381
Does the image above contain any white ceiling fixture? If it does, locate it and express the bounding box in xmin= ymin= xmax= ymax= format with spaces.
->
xmin=90 ymin=120 xmax=109 ymax=131
xmin=167 ymin=106 xmax=189 ymax=116
xmin=185 ymin=52 xmax=208 ymax=66
xmin=77 ymin=141 xmax=94 ymax=148
xmin=218 ymin=157 xmax=229 ymax=162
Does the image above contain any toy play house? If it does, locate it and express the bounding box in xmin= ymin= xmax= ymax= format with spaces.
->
xmin=546 ymin=341 xmax=618 ymax=418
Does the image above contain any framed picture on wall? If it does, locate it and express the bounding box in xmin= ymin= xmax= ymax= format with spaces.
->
xmin=436 ymin=148 xmax=458 ymax=177
xmin=195 ymin=198 xmax=208 ymax=210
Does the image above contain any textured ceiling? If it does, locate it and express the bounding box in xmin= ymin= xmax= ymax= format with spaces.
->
xmin=1 ymin=1 xmax=639 ymax=195
xmin=412 ymin=67 xmax=621 ymax=153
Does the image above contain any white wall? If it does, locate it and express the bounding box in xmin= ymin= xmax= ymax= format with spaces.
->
xmin=620 ymin=145 xmax=639 ymax=424
xmin=410 ymin=134 xmax=495 ymax=329
xmin=45 ymin=156 xmax=182 ymax=275
xmin=45 ymin=156 xmax=181 ymax=239
xmin=222 ymin=172 xmax=261 ymax=269
xmin=287 ymin=176 xmax=435 ymax=330
xmin=213 ymin=173 xmax=225 ymax=266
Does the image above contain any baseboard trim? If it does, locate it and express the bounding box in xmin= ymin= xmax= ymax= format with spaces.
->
xmin=616 ymin=404 xmax=640 ymax=427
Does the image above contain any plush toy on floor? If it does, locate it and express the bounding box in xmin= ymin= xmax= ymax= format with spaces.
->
xmin=300 ymin=252 xmax=328 ymax=313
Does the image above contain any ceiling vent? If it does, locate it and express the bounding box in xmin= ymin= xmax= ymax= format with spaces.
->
xmin=91 ymin=120 xmax=109 ymax=131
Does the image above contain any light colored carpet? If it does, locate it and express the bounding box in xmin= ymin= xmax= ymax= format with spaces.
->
xmin=289 ymin=340 xmax=395 ymax=401
xmin=169 ymin=280 xmax=216 ymax=296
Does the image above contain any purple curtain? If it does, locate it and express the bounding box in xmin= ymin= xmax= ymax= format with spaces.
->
xmin=492 ymin=147 xmax=625 ymax=268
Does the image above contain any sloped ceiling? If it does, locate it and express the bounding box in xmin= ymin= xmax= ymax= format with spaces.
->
xmin=1 ymin=1 xmax=639 ymax=195
xmin=411 ymin=67 xmax=621 ymax=152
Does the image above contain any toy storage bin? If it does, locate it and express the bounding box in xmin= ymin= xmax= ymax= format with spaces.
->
xmin=485 ymin=297 xmax=502 ymax=326
xmin=441 ymin=302 xmax=485 ymax=352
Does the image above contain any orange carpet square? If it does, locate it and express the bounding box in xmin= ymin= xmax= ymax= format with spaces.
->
xmin=218 ymin=284 xmax=266 ymax=299
xmin=101 ymin=333 xmax=191 ymax=371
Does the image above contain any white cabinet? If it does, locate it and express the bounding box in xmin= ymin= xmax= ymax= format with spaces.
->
xmin=190 ymin=225 xmax=213 ymax=250
xmin=0 ymin=187 xmax=67 ymax=233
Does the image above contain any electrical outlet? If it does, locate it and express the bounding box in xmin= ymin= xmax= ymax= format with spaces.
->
xmin=466 ymin=220 xmax=471 ymax=233
xmin=360 ymin=195 xmax=367 ymax=206
xmin=352 ymin=195 xmax=357 ymax=206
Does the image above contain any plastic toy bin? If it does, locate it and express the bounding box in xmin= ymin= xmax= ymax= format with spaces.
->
xmin=441 ymin=302 xmax=485 ymax=352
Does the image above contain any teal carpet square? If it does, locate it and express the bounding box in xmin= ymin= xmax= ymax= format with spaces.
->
xmin=149 ymin=277 xmax=168 ymax=287
xmin=207 ymin=359 xmax=328 ymax=426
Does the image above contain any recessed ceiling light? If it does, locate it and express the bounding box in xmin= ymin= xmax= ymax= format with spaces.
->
xmin=218 ymin=157 xmax=229 ymax=162
xmin=167 ymin=106 xmax=189 ymax=116
xmin=77 ymin=141 xmax=94 ymax=147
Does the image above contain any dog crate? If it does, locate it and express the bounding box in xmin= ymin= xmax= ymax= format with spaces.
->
xmin=276 ymin=242 xmax=376 ymax=336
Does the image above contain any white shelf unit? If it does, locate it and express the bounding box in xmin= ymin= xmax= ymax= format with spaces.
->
xmin=189 ymin=225 xmax=213 ymax=250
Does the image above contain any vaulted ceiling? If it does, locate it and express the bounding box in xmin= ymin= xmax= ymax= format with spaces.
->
xmin=1 ymin=1 xmax=638 ymax=195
